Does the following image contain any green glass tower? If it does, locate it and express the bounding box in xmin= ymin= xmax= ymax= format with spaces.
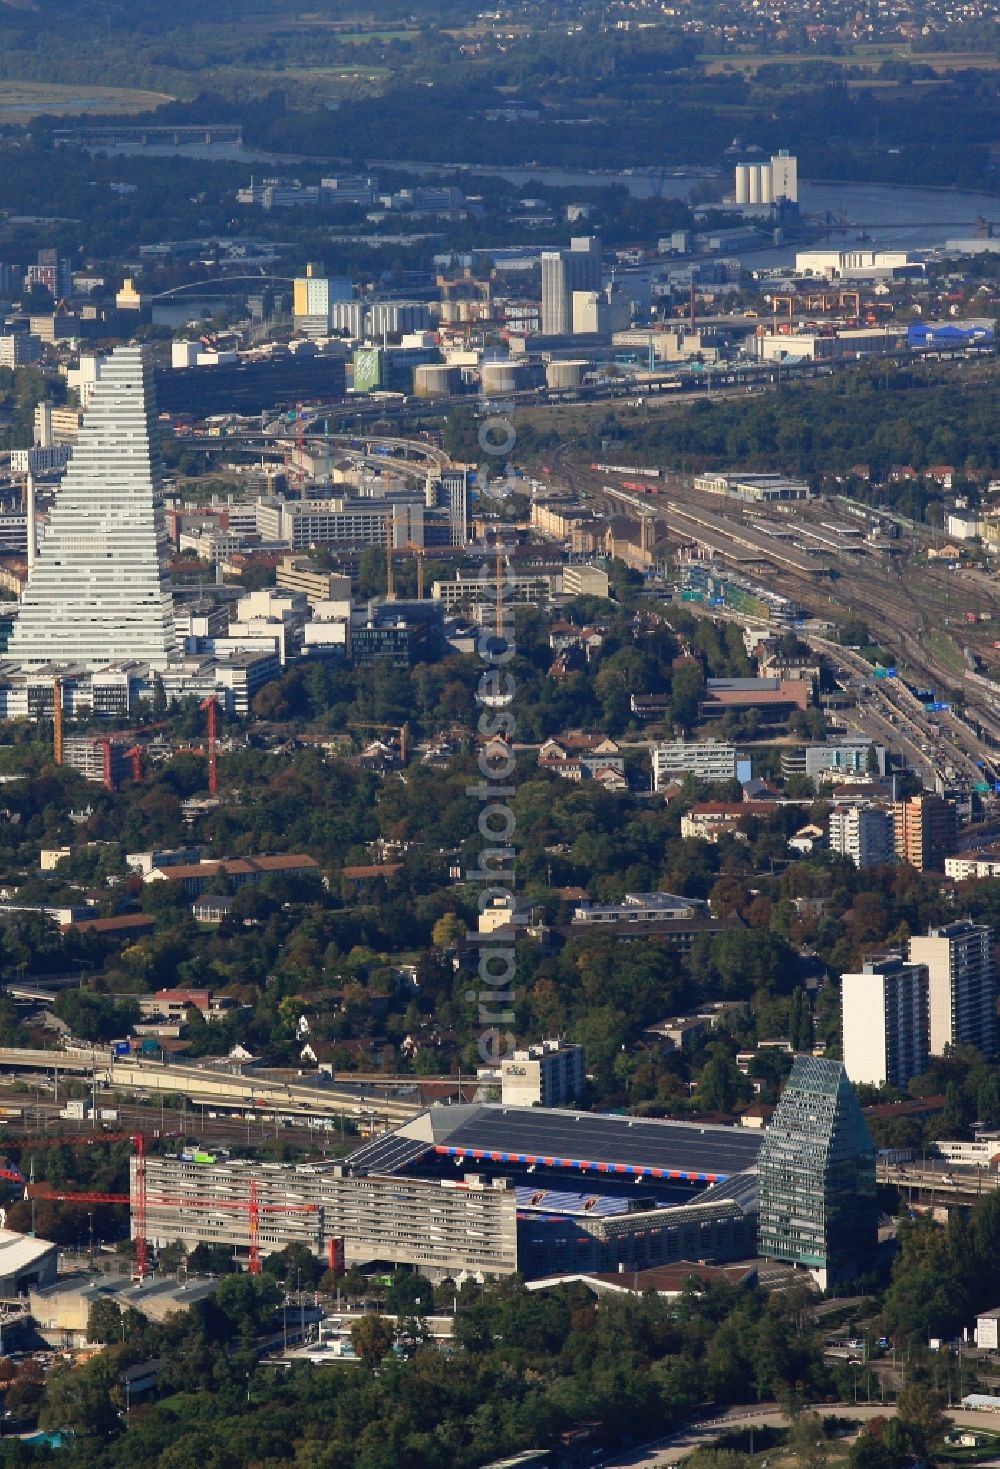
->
xmin=757 ymin=1056 xmax=877 ymax=1288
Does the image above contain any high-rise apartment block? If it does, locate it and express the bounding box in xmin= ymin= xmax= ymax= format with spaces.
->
xmin=909 ymin=921 xmax=996 ymax=1058
xmin=540 ymin=236 xmax=602 ymax=335
xmin=829 ymin=803 xmax=895 ymax=869
xmin=757 ymin=1056 xmax=876 ymax=1289
xmin=426 ymin=468 xmax=471 ymax=545
xmin=841 ymin=954 xmax=929 ymax=1089
xmin=0 ymin=333 xmax=42 ymax=368
xmin=893 ymin=793 xmax=956 ymax=872
xmin=499 ymin=1040 xmax=586 ymax=1108
xmin=6 ymin=345 xmax=178 ymax=672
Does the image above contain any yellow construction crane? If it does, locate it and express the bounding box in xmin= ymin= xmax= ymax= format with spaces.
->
xmin=52 ymin=678 xmax=64 ymax=765
xmin=405 ymin=541 xmax=426 ymax=599
xmin=385 ymin=507 xmax=397 ymax=602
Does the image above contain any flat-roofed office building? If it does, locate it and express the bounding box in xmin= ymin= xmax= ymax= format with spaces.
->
xmin=136 ymin=1155 xmax=518 ymax=1280
xmin=652 ymin=741 xmax=742 ymax=788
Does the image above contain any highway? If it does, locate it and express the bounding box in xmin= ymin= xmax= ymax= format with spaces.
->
xmin=812 ymin=635 xmax=993 ymax=790
xmin=102 ymin=1058 xmax=421 ymax=1126
xmin=596 ymin=1403 xmax=1000 ymax=1469
xmin=182 ymin=422 xmax=453 ymax=489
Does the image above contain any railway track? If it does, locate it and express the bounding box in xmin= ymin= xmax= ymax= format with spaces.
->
xmin=555 ymin=451 xmax=1000 ymax=769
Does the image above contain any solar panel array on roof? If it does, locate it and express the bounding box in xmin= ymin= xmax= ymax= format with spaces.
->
xmin=697 ymin=1170 xmax=759 ymax=1214
xmin=344 ymin=1133 xmax=433 ymax=1174
xmin=410 ymin=1104 xmax=762 ymax=1182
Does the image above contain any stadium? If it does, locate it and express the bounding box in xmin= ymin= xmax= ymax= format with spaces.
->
xmin=140 ymin=1104 xmax=764 ymax=1281
xmin=339 ymin=1104 xmax=764 ymax=1278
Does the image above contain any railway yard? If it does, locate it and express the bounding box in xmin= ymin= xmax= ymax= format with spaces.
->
xmin=552 ymin=446 xmax=1000 ymax=803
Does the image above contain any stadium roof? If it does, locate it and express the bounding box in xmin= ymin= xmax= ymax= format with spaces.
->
xmin=385 ymin=1104 xmax=763 ymax=1184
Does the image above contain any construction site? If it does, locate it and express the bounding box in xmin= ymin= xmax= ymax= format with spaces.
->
xmin=53 ymin=687 xmax=223 ymax=794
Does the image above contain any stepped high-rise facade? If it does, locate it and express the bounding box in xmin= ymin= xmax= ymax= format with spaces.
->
xmin=7 ymin=345 xmax=177 ymax=671
xmin=757 ymin=1056 xmax=877 ymax=1289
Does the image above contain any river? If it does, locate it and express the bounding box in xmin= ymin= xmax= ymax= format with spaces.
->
xmin=369 ymin=159 xmax=1000 ymax=256
xmin=85 ymin=130 xmax=1000 ymax=255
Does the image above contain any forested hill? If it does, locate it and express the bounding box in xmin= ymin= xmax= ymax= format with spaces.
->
xmin=589 ymin=362 xmax=1000 ymax=485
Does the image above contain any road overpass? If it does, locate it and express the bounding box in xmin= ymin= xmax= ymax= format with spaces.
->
xmin=0 ymin=1048 xmax=422 ymax=1128
xmin=0 ymin=1047 xmax=95 ymax=1074
xmin=876 ymin=1159 xmax=999 ymax=1203
xmin=104 ymin=1058 xmax=421 ymax=1126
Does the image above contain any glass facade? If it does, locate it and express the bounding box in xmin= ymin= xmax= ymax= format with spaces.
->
xmin=757 ymin=1056 xmax=877 ymax=1287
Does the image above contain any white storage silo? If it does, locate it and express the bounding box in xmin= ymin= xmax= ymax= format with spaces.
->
xmin=413 ymin=364 xmax=460 ymax=398
xmin=546 ymin=359 xmax=589 ymax=389
xmin=481 ymin=361 xmax=526 ymax=395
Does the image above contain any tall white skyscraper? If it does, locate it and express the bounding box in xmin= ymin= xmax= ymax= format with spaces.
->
xmin=841 ymin=954 xmax=929 ymax=1089
xmin=909 ymin=921 xmax=996 ymax=1057
xmin=7 ymin=345 xmax=177 ymax=671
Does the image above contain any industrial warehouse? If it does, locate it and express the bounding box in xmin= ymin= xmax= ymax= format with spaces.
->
xmin=136 ymin=1104 xmax=766 ymax=1281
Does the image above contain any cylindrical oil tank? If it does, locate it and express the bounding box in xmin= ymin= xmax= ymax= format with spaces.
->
xmin=546 ymin=359 xmax=589 ymax=389
xmin=413 ymin=364 xmax=460 ymax=398
xmin=748 ymin=165 xmax=762 ymax=204
xmin=734 ymin=163 xmax=751 ymax=205
xmin=759 ymin=164 xmax=773 ymax=204
xmin=480 ymin=361 xmax=527 ymax=394
xmin=438 ymin=300 xmax=461 ymax=324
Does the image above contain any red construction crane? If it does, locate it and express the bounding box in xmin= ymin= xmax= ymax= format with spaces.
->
xmin=65 ymin=722 xmax=170 ymax=792
xmin=200 ymin=697 xmax=220 ymax=795
xmin=5 ymin=1131 xmax=162 ymax=1152
xmin=27 ymin=1172 xmax=317 ymax=1279
xmin=101 ymin=736 xmax=115 ymax=793
xmin=14 ymin=1125 xmax=320 ymax=1279
xmin=134 ymin=1132 xmax=148 ymax=1280
xmin=27 ymin=1187 xmax=130 ymax=1205
xmin=22 ymin=1131 xmax=150 ymax=1280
